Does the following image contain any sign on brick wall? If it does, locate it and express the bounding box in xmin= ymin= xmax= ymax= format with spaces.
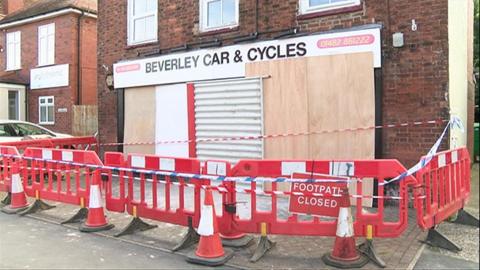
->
xmin=30 ymin=64 xmax=69 ymax=89
xmin=113 ymin=27 xmax=381 ymax=88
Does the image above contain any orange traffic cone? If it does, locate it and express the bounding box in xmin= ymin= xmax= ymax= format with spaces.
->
xmin=186 ymin=187 xmax=233 ymax=266
xmin=1 ymin=173 xmax=29 ymax=214
xmin=79 ymin=176 xmax=114 ymax=232
xmin=322 ymin=188 xmax=368 ymax=268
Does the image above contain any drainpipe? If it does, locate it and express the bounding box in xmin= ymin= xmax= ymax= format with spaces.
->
xmin=76 ymin=10 xmax=84 ymax=105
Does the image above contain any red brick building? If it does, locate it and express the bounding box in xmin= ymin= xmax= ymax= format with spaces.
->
xmin=97 ymin=0 xmax=475 ymax=166
xmin=0 ymin=0 xmax=97 ymax=134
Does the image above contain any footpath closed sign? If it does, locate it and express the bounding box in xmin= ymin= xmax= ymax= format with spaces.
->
xmin=288 ymin=173 xmax=348 ymax=217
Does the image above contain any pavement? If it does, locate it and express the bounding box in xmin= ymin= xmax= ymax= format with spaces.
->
xmin=0 ymin=213 xmax=230 ymax=270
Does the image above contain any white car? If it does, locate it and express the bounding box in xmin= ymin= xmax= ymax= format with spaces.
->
xmin=0 ymin=120 xmax=72 ymax=143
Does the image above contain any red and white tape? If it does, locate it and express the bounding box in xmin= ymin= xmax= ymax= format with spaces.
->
xmin=99 ymin=119 xmax=448 ymax=146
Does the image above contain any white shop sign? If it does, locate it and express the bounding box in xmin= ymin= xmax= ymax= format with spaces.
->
xmin=30 ymin=64 xmax=69 ymax=89
xmin=114 ymin=27 xmax=381 ymax=88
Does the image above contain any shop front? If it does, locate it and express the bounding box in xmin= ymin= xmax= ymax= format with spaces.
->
xmin=113 ymin=25 xmax=382 ymax=164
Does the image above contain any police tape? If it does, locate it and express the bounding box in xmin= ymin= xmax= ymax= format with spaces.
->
xmin=385 ymin=115 xmax=464 ymax=185
xmin=98 ymin=118 xmax=448 ymax=146
xmin=0 ymin=153 xmax=360 ymax=184
xmin=103 ymin=173 xmax=415 ymax=200
xmin=0 ymin=156 xmax=415 ymax=200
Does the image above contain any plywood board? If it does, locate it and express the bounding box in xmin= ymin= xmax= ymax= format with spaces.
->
xmin=246 ymin=58 xmax=309 ymax=159
xmin=246 ymin=53 xmax=375 ymax=160
xmin=124 ymin=86 xmax=156 ymax=155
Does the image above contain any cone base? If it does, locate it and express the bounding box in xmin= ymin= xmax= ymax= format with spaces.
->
xmin=1 ymin=204 xmax=29 ymax=214
xmin=79 ymin=222 xmax=114 ymax=233
xmin=322 ymin=252 xmax=369 ymax=269
xmin=221 ymin=234 xmax=254 ymax=247
xmin=186 ymin=248 xmax=233 ymax=266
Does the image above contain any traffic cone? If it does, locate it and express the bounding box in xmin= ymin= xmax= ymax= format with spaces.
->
xmin=79 ymin=176 xmax=114 ymax=232
xmin=186 ymin=187 xmax=233 ymax=266
xmin=1 ymin=173 xmax=29 ymax=214
xmin=322 ymin=188 xmax=368 ymax=268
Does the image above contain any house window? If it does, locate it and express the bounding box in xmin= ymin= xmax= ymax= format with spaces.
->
xmin=200 ymin=0 xmax=239 ymax=32
xmin=128 ymin=0 xmax=158 ymax=45
xmin=39 ymin=96 xmax=54 ymax=124
xmin=6 ymin=31 xmax=21 ymax=70
xmin=38 ymin=23 xmax=55 ymax=66
xmin=299 ymin=0 xmax=361 ymax=14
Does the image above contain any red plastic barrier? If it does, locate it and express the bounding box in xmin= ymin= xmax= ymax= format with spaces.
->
xmin=229 ymin=159 xmax=417 ymax=238
xmin=104 ymin=152 xmax=203 ymax=227
xmin=414 ymin=147 xmax=471 ymax=229
xmin=21 ymin=147 xmax=103 ymax=206
xmin=0 ymin=136 xmax=97 ymax=153
xmin=0 ymin=145 xmax=21 ymax=193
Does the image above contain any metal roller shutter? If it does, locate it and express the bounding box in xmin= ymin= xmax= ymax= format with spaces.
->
xmin=194 ymin=78 xmax=264 ymax=163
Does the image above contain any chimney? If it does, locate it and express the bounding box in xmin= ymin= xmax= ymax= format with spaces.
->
xmin=4 ymin=0 xmax=25 ymax=14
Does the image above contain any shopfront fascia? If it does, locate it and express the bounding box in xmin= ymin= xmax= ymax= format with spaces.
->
xmin=113 ymin=25 xmax=382 ymax=163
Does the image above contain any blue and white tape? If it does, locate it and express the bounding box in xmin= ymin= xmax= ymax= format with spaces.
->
xmin=385 ymin=116 xmax=464 ymax=185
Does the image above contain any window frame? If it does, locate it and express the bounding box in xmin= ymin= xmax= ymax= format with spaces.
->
xmin=199 ymin=0 xmax=239 ymax=32
xmin=127 ymin=0 xmax=158 ymax=46
xmin=6 ymin=31 xmax=21 ymax=71
xmin=37 ymin=23 xmax=55 ymax=66
xmin=299 ymin=0 xmax=361 ymax=15
xmin=8 ymin=90 xmax=20 ymax=120
xmin=38 ymin=96 xmax=55 ymax=125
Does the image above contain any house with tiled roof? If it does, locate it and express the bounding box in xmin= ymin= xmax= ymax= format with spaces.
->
xmin=0 ymin=0 xmax=97 ymax=135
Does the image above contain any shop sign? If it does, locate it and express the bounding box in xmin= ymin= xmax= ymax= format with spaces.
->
xmin=288 ymin=173 xmax=348 ymax=217
xmin=114 ymin=27 xmax=381 ymax=88
xmin=30 ymin=64 xmax=69 ymax=89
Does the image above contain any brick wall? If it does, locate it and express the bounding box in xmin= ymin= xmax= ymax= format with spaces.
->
xmin=0 ymin=13 xmax=98 ymax=134
xmin=97 ymin=0 xmax=450 ymax=166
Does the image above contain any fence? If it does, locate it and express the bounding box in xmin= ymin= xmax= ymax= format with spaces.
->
xmin=0 ymin=136 xmax=98 ymax=153
xmin=0 ymin=144 xmax=475 ymax=267
xmin=413 ymin=147 xmax=471 ymax=229
xmin=72 ymin=105 xmax=98 ymax=137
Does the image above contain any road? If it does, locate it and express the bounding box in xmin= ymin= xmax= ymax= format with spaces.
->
xmin=0 ymin=213 xmax=232 ymax=269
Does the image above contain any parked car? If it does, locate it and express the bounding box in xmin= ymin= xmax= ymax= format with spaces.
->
xmin=0 ymin=120 xmax=72 ymax=142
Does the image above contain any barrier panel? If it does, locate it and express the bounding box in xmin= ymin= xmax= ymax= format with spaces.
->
xmin=104 ymin=152 xmax=203 ymax=227
xmin=21 ymin=147 xmax=104 ymax=206
xmin=414 ymin=147 xmax=471 ymax=229
xmin=0 ymin=145 xmax=22 ymax=194
xmin=0 ymin=136 xmax=97 ymax=153
xmin=228 ymin=159 xmax=418 ymax=238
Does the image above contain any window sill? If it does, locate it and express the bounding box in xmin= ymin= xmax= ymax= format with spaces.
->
xmin=297 ymin=4 xmax=363 ymax=20
xmin=37 ymin=63 xmax=56 ymax=68
xmin=126 ymin=40 xmax=159 ymax=50
xmin=5 ymin=68 xmax=21 ymax=72
xmin=39 ymin=122 xmax=54 ymax=126
xmin=198 ymin=26 xmax=239 ymax=36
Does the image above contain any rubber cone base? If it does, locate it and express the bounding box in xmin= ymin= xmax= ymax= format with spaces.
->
xmin=221 ymin=234 xmax=254 ymax=247
xmin=322 ymin=252 xmax=369 ymax=269
xmin=186 ymin=247 xmax=233 ymax=266
xmin=79 ymin=222 xmax=114 ymax=233
xmin=18 ymin=199 xmax=55 ymax=216
xmin=1 ymin=204 xmax=29 ymax=214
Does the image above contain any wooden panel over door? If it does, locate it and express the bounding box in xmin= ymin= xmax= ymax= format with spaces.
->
xmin=246 ymin=52 xmax=375 ymax=160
